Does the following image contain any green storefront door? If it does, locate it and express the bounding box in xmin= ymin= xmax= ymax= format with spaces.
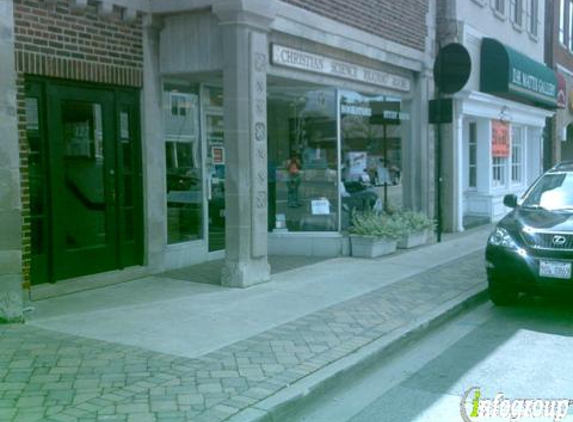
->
xmin=27 ymin=80 xmax=143 ymax=284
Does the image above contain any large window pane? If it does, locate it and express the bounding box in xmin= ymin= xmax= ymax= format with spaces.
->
xmin=268 ymin=85 xmax=338 ymax=232
xmin=340 ymin=91 xmax=403 ymax=222
xmin=164 ymin=83 xmax=203 ymax=244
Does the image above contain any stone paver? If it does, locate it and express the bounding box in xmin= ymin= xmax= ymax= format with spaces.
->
xmin=0 ymin=251 xmax=485 ymax=422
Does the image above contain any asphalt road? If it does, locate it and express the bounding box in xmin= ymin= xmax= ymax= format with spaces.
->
xmin=284 ymin=296 xmax=573 ymax=422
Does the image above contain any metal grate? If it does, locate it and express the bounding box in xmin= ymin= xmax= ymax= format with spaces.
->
xmin=523 ymin=232 xmax=573 ymax=250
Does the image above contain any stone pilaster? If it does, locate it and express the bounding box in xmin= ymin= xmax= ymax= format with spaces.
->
xmin=141 ymin=15 xmax=166 ymax=271
xmin=0 ymin=0 xmax=23 ymax=321
xmin=213 ymin=0 xmax=277 ymax=287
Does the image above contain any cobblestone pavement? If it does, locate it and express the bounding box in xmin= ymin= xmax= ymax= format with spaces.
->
xmin=0 ymin=251 xmax=485 ymax=422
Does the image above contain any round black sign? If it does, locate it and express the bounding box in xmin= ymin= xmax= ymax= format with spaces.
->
xmin=433 ymin=43 xmax=471 ymax=94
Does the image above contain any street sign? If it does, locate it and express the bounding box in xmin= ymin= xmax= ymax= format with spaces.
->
xmin=429 ymin=98 xmax=453 ymax=124
xmin=433 ymin=43 xmax=471 ymax=94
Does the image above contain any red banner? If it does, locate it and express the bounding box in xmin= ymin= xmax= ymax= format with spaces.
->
xmin=492 ymin=120 xmax=510 ymax=158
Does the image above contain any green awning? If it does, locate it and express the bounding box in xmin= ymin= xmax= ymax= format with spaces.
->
xmin=480 ymin=38 xmax=557 ymax=108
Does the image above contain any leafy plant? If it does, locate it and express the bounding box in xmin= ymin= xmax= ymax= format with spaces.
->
xmin=348 ymin=210 xmax=406 ymax=240
xmin=394 ymin=210 xmax=435 ymax=233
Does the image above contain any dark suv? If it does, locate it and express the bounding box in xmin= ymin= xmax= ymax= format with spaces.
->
xmin=486 ymin=162 xmax=573 ymax=305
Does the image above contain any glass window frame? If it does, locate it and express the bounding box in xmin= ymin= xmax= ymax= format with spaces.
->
xmin=163 ymin=81 xmax=204 ymax=245
xmin=468 ymin=122 xmax=478 ymax=189
xmin=510 ymin=0 xmax=523 ymax=28
xmin=511 ymin=125 xmax=525 ymax=185
xmin=527 ymin=0 xmax=538 ymax=37
xmin=569 ymin=0 xmax=573 ymax=51
xmin=492 ymin=0 xmax=506 ymax=18
xmin=560 ymin=0 xmax=566 ymax=45
xmin=492 ymin=156 xmax=507 ymax=188
xmin=267 ymin=84 xmax=407 ymax=234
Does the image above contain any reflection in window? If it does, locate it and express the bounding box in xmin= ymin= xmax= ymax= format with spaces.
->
xmin=340 ymin=91 xmax=403 ymax=225
xmin=268 ymin=87 xmax=338 ymax=232
xmin=164 ymin=83 xmax=203 ymax=244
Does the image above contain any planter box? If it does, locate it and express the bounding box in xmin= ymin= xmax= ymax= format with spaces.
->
xmin=397 ymin=230 xmax=428 ymax=249
xmin=350 ymin=235 xmax=397 ymax=258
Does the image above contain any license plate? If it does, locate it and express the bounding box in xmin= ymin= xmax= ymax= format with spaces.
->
xmin=539 ymin=260 xmax=572 ymax=279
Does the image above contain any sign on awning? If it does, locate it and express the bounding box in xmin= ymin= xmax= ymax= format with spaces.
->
xmin=481 ymin=38 xmax=558 ymax=108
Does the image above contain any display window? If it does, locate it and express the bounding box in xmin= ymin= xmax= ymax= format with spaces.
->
xmin=164 ymin=82 xmax=203 ymax=244
xmin=268 ymin=86 xmax=338 ymax=232
xmin=340 ymin=91 xmax=403 ymax=225
xmin=267 ymin=80 xmax=406 ymax=233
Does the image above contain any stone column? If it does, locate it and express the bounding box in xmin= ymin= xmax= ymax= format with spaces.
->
xmin=0 ymin=0 xmax=23 ymax=321
xmin=213 ymin=0 xmax=276 ymax=287
xmin=141 ymin=15 xmax=166 ymax=271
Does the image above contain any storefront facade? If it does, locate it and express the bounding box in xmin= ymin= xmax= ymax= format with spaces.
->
xmin=153 ymin=1 xmax=435 ymax=285
xmin=0 ymin=0 xmax=434 ymax=319
xmin=438 ymin=0 xmax=556 ymax=232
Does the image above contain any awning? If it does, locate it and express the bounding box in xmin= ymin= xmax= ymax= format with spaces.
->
xmin=480 ymin=38 xmax=557 ymax=108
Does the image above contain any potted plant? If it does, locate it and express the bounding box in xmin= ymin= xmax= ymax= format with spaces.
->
xmin=395 ymin=210 xmax=434 ymax=249
xmin=348 ymin=211 xmax=405 ymax=258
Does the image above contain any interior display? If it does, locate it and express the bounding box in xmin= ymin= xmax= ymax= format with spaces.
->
xmin=268 ymin=86 xmax=338 ymax=232
xmin=164 ymin=83 xmax=203 ymax=244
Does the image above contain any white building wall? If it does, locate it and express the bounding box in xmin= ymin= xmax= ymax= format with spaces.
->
xmin=456 ymin=0 xmax=544 ymax=62
xmin=439 ymin=0 xmax=553 ymax=230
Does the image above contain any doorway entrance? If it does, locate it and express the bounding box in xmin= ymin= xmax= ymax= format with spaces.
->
xmin=26 ymin=80 xmax=143 ymax=284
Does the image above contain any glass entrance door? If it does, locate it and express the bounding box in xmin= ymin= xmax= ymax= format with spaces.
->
xmin=27 ymin=81 xmax=142 ymax=284
xmin=203 ymin=87 xmax=226 ymax=252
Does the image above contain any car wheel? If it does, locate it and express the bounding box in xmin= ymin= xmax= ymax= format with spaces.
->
xmin=488 ymin=280 xmax=518 ymax=306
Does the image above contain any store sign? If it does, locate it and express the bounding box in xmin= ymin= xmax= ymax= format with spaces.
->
xmin=311 ymin=199 xmax=331 ymax=215
xmin=481 ymin=38 xmax=558 ymax=108
xmin=271 ymin=44 xmax=411 ymax=92
xmin=510 ymin=68 xmax=556 ymax=98
xmin=492 ymin=120 xmax=510 ymax=157
xmin=211 ymin=146 xmax=225 ymax=164
xmin=340 ymin=104 xmax=372 ymax=116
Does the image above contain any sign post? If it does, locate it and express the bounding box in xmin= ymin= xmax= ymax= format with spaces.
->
xmin=431 ymin=43 xmax=471 ymax=242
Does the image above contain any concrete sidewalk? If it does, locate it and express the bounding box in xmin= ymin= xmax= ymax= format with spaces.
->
xmin=1 ymin=225 xmax=492 ymax=422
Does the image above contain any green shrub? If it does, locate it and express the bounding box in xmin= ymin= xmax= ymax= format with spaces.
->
xmin=394 ymin=210 xmax=435 ymax=233
xmin=348 ymin=210 xmax=406 ymax=240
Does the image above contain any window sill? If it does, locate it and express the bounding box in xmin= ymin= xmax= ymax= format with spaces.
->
xmin=492 ymin=8 xmax=507 ymax=22
xmin=528 ymin=31 xmax=539 ymax=42
xmin=471 ymin=0 xmax=486 ymax=6
xmin=512 ymin=22 xmax=524 ymax=33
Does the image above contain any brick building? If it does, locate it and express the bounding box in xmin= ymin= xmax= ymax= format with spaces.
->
xmin=0 ymin=0 xmax=436 ymax=320
xmin=545 ymin=0 xmax=573 ymax=166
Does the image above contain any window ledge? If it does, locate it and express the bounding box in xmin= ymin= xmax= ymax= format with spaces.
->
xmin=471 ymin=0 xmax=486 ymax=6
xmin=512 ymin=22 xmax=524 ymax=33
xmin=528 ymin=31 xmax=539 ymax=42
xmin=491 ymin=8 xmax=507 ymax=21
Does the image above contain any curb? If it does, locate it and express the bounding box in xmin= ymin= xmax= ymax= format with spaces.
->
xmin=225 ymin=284 xmax=489 ymax=422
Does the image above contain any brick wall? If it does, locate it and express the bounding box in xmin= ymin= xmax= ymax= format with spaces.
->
xmin=13 ymin=0 xmax=144 ymax=286
xmin=13 ymin=0 xmax=143 ymax=85
xmin=279 ymin=0 xmax=429 ymax=51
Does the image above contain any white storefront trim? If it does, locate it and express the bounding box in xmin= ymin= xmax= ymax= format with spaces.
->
xmin=461 ymin=91 xmax=554 ymax=124
xmin=459 ymin=90 xmax=553 ymax=226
